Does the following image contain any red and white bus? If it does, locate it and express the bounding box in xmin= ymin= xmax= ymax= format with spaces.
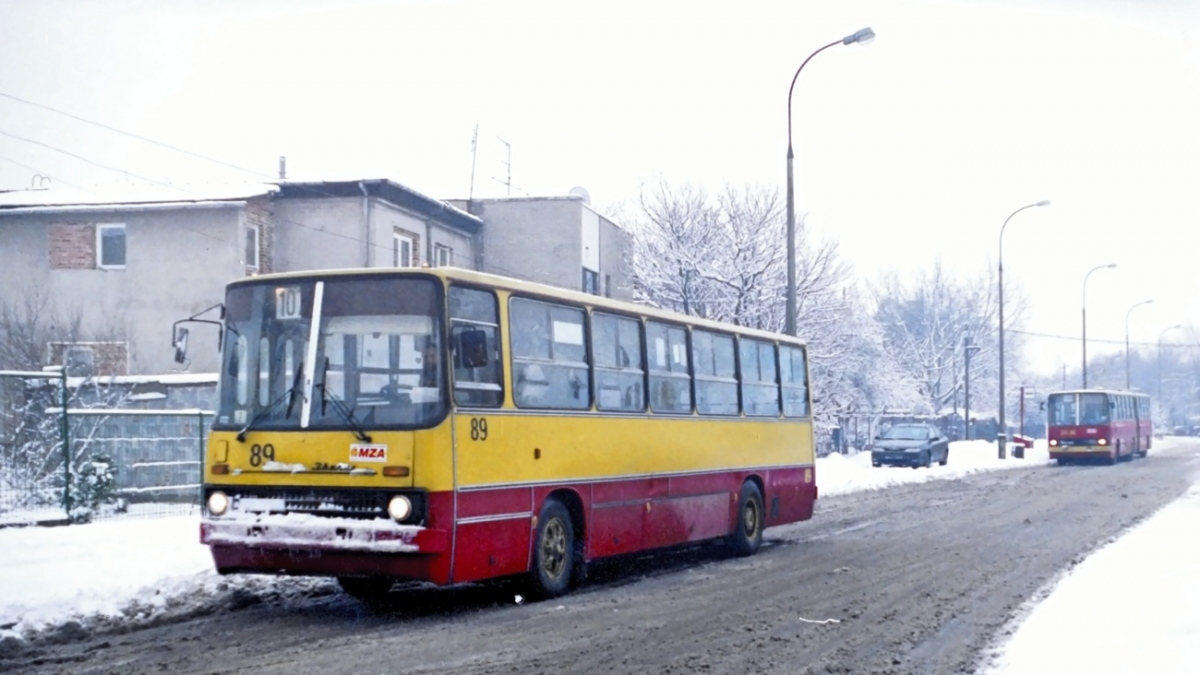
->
xmin=190 ymin=268 xmax=818 ymax=600
xmin=1046 ymin=389 xmax=1152 ymax=465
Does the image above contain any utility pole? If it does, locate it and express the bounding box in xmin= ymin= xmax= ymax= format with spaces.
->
xmin=963 ymin=335 xmax=980 ymax=441
xmin=1020 ymin=385 xmax=1026 ymax=439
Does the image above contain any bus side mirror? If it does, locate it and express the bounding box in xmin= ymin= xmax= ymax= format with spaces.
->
xmin=457 ymin=329 xmax=489 ymax=368
xmin=173 ymin=327 xmax=190 ymax=364
xmin=1039 ymin=401 xmax=1046 ymax=412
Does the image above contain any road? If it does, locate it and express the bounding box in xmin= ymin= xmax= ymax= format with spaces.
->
xmin=4 ymin=442 xmax=1199 ymax=675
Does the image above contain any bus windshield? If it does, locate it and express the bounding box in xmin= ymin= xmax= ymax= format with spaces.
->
xmin=1047 ymin=393 xmax=1078 ymax=426
xmin=1048 ymin=392 xmax=1111 ymax=426
xmin=215 ymin=276 xmax=446 ymax=431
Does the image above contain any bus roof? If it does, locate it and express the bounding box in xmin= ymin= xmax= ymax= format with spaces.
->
xmin=1047 ymin=389 xmax=1149 ymax=397
xmin=229 ymin=266 xmax=808 ymax=346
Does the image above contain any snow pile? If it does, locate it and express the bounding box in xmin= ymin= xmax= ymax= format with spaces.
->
xmin=817 ymin=439 xmax=1051 ymax=497
xmin=986 ymin=481 xmax=1200 ymax=673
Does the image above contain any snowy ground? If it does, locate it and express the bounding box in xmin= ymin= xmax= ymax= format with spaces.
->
xmin=1 ymin=437 xmax=1198 ymax=672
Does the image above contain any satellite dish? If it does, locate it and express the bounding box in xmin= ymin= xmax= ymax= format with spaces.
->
xmin=568 ymin=186 xmax=591 ymax=204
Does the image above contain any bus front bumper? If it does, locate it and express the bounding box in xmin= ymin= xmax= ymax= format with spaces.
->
xmin=201 ymin=513 xmax=449 ymax=555
xmin=1049 ymin=446 xmax=1116 ymax=460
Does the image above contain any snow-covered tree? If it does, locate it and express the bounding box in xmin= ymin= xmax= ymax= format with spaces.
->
xmin=626 ymin=180 xmax=917 ymax=427
xmin=872 ymin=260 xmax=1028 ymax=417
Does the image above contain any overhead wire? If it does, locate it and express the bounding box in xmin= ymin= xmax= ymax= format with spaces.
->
xmin=0 ymin=91 xmax=490 ymax=271
xmin=1008 ymin=328 xmax=1198 ymax=349
xmin=0 ymin=153 xmax=90 ymax=190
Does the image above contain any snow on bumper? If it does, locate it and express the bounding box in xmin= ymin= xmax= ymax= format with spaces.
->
xmin=201 ymin=512 xmax=448 ymax=554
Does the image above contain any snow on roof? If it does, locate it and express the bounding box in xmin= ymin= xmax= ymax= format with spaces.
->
xmin=0 ymin=182 xmax=277 ymax=210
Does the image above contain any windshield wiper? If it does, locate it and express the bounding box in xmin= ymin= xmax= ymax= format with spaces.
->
xmin=237 ymin=364 xmax=306 ymax=443
xmin=317 ymin=357 xmax=372 ymax=443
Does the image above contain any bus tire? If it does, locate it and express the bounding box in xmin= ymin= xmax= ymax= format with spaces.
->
xmin=728 ymin=481 xmax=764 ymax=557
xmin=528 ymin=498 xmax=575 ymax=599
xmin=337 ymin=575 xmax=394 ymax=602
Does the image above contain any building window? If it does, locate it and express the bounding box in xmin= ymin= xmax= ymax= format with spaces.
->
xmin=64 ymin=346 xmax=95 ymax=377
xmin=582 ymin=268 xmax=599 ymax=295
xmin=97 ymin=224 xmax=125 ymax=269
xmin=394 ymin=233 xmax=415 ymax=267
xmin=245 ymin=224 xmax=260 ymax=270
xmin=435 ymin=244 xmax=453 ymax=267
xmin=604 ymin=274 xmax=612 ymax=298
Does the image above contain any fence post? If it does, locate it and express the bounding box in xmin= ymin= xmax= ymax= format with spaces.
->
xmin=60 ymin=367 xmax=70 ymax=516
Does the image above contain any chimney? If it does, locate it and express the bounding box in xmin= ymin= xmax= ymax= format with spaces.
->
xmin=278 ymin=156 xmax=287 ymax=180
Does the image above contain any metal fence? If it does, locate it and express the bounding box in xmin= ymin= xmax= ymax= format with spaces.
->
xmin=0 ymin=369 xmax=211 ymax=526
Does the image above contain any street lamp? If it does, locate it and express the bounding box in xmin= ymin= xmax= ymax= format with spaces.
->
xmin=784 ymin=26 xmax=875 ymax=336
xmin=997 ymin=199 xmax=1050 ymax=459
xmin=1124 ymin=299 xmax=1153 ymax=389
xmin=1158 ymin=324 xmax=1181 ymax=405
xmin=1081 ymin=263 xmax=1117 ymax=387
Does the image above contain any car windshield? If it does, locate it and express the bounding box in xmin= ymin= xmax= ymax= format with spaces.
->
xmin=882 ymin=425 xmax=930 ymax=441
xmin=215 ymin=276 xmax=446 ymax=431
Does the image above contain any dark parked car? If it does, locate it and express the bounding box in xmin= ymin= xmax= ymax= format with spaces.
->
xmin=871 ymin=423 xmax=950 ymax=469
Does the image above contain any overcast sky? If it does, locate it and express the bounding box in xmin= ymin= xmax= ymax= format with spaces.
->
xmin=1 ymin=0 xmax=1197 ymax=377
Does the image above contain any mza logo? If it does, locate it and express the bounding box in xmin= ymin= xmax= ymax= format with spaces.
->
xmin=349 ymin=444 xmax=388 ymax=463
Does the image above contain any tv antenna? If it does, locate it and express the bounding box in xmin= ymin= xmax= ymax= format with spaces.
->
xmin=468 ymin=124 xmax=479 ymax=200
xmin=494 ymin=136 xmax=511 ymax=196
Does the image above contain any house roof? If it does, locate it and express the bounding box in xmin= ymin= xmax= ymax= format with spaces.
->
xmin=0 ymin=178 xmax=485 ymax=234
xmin=274 ymin=179 xmax=483 ymax=234
xmin=0 ymin=183 xmax=277 ymax=213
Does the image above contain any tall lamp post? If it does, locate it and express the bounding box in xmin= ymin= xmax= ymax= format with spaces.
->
xmin=784 ymin=26 xmax=875 ymax=336
xmin=997 ymin=200 xmax=1050 ymax=459
xmin=1081 ymin=263 xmax=1117 ymax=387
xmin=1124 ymin=299 xmax=1153 ymax=389
xmin=1158 ymin=324 xmax=1181 ymax=405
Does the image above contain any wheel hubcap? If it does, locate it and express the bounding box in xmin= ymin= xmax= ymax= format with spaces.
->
xmin=742 ymin=500 xmax=760 ymax=538
xmin=541 ymin=518 xmax=568 ymax=580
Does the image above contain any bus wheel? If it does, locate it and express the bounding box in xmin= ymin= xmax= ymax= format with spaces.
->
xmin=728 ymin=482 xmax=764 ymax=557
xmin=529 ymin=498 xmax=575 ymax=599
xmin=337 ymin=575 xmax=395 ymax=601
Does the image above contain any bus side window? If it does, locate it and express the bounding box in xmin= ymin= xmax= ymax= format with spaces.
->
xmin=449 ymin=285 xmax=503 ymax=408
xmin=646 ymin=320 xmax=691 ymax=414
xmin=780 ymin=345 xmax=809 ymax=418
xmin=510 ymin=297 xmax=590 ymax=410
xmin=593 ymin=312 xmax=644 ymax=412
xmin=692 ymin=329 xmax=737 ymax=416
xmin=740 ymin=338 xmax=781 ymax=417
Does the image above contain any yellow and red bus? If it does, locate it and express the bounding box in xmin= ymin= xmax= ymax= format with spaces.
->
xmin=190 ymin=267 xmax=817 ymax=599
xmin=1046 ymin=389 xmax=1152 ymax=465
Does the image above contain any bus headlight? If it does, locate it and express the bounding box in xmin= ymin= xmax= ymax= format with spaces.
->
xmin=1049 ymin=439 xmax=1058 ymax=447
xmin=1098 ymin=438 xmax=1108 ymax=446
xmin=207 ymin=491 xmax=229 ymax=517
xmin=387 ymin=495 xmax=412 ymax=521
